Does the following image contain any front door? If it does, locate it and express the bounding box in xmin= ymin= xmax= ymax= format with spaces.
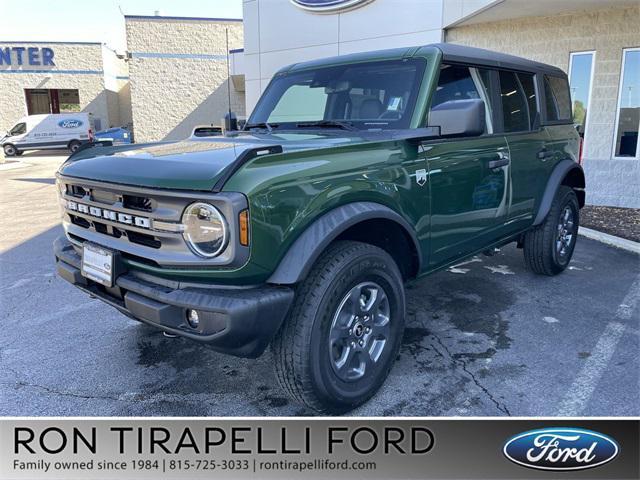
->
xmin=426 ymin=137 xmax=510 ymax=266
xmin=425 ymin=63 xmax=510 ymax=267
xmin=6 ymin=122 xmax=28 ymax=147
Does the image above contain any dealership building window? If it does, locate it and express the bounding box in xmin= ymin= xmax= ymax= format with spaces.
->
xmin=613 ymin=48 xmax=640 ymax=158
xmin=568 ymin=51 xmax=595 ymax=144
xmin=24 ymin=88 xmax=81 ymax=115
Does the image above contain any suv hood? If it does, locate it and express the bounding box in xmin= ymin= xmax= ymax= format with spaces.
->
xmin=58 ymin=133 xmax=369 ymax=190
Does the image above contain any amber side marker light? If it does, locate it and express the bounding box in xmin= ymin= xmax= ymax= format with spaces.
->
xmin=239 ymin=209 xmax=250 ymax=246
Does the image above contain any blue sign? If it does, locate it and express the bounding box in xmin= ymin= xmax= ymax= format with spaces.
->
xmin=503 ymin=428 xmax=619 ymax=471
xmin=0 ymin=47 xmax=55 ymax=66
xmin=58 ymin=119 xmax=83 ymax=129
xmin=291 ymin=0 xmax=373 ymax=13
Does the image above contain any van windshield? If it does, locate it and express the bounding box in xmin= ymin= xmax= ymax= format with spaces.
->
xmin=248 ymin=58 xmax=426 ymax=131
xmin=9 ymin=123 xmax=26 ymax=136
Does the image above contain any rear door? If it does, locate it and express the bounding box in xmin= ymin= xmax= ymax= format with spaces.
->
xmin=426 ymin=64 xmax=511 ymax=266
xmin=499 ymin=70 xmax=549 ymax=232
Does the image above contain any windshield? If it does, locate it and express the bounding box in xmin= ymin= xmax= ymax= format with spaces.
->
xmin=248 ymin=58 xmax=426 ymax=131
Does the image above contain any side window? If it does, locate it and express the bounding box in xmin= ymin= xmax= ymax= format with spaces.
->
xmin=430 ymin=64 xmax=494 ymax=134
xmin=499 ymin=71 xmax=530 ymax=133
xmin=544 ymin=75 xmax=572 ymax=122
xmin=518 ymin=73 xmax=538 ymax=129
xmin=9 ymin=123 xmax=26 ymax=136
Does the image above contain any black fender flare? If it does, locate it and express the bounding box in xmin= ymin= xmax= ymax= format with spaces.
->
xmin=533 ymin=159 xmax=585 ymax=226
xmin=267 ymin=202 xmax=422 ymax=285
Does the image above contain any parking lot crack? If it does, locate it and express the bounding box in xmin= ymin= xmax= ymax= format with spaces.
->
xmin=13 ymin=380 xmax=121 ymax=401
xmin=430 ymin=333 xmax=512 ymax=416
xmin=3 ymin=366 xmax=120 ymax=401
xmin=10 ymin=380 xmax=121 ymax=401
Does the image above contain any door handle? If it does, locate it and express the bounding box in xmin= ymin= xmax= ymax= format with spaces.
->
xmin=537 ymin=149 xmax=554 ymax=160
xmin=488 ymin=155 xmax=510 ymax=169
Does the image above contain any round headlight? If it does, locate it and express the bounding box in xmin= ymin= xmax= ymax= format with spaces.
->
xmin=182 ymin=202 xmax=228 ymax=258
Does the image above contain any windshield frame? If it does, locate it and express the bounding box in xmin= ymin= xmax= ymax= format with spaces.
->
xmin=247 ymin=57 xmax=429 ymax=132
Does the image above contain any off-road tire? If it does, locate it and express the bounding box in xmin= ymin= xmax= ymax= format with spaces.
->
xmin=271 ymin=241 xmax=405 ymax=414
xmin=523 ymin=185 xmax=579 ymax=275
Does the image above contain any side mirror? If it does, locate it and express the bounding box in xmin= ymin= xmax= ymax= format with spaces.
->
xmin=429 ymin=99 xmax=485 ymax=137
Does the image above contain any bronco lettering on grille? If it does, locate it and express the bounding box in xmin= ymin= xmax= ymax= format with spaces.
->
xmin=67 ymin=200 xmax=151 ymax=229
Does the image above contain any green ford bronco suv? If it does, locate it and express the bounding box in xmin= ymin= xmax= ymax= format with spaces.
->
xmin=54 ymin=43 xmax=585 ymax=413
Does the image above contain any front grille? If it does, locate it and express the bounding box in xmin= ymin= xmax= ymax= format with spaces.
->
xmin=127 ymin=230 xmax=161 ymax=249
xmin=123 ymin=194 xmax=153 ymax=212
xmin=58 ymin=175 xmax=246 ymax=269
xmin=60 ymin=179 xmax=183 ymax=253
xmin=91 ymin=189 xmax=119 ymax=204
xmin=70 ymin=185 xmax=88 ymax=198
xmin=70 ymin=214 xmax=91 ymax=229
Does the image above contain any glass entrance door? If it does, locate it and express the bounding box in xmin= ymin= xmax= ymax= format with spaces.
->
xmin=613 ymin=48 xmax=640 ymax=159
xmin=568 ymin=51 xmax=595 ymax=153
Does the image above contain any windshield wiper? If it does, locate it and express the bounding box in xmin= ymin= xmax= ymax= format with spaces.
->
xmin=244 ymin=122 xmax=277 ymax=133
xmin=295 ymin=120 xmax=358 ymax=131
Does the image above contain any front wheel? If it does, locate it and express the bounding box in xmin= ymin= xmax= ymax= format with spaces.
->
xmin=523 ymin=185 xmax=579 ymax=275
xmin=3 ymin=144 xmax=17 ymax=157
xmin=272 ymin=241 xmax=406 ymax=414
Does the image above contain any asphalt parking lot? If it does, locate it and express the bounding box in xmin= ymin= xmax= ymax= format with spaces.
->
xmin=1 ymin=153 xmax=639 ymax=416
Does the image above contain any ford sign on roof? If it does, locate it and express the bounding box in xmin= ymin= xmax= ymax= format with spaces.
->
xmin=291 ymin=0 xmax=374 ymax=13
xmin=503 ymin=428 xmax=619 ymax=471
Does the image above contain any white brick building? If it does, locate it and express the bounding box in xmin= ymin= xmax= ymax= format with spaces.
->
xmin=0 ymin=41 xmax=130 ymax=134
xmin=125 ymin=15 xmax=244 ymax=143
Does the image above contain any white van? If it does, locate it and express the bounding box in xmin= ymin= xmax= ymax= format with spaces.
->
xmin=1 ymin=113 xmax=94 ymax=156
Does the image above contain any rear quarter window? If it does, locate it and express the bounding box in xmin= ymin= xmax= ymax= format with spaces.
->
xmin=544 ymin=75 xmax=572 ymax=122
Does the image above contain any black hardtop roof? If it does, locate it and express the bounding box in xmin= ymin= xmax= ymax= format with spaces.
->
xmin=281 ymin=42 xmax=566 ymax=77
xmin=432 ymin=43 xmax=566 ymax=76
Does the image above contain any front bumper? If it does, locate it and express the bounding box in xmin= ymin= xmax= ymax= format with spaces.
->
xmin=54 ymin=236 xmax=294 ymax=358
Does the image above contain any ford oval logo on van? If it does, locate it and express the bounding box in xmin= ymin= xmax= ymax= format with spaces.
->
xmin=504 ymin=428 xmax=619 ymax=471
xmin=58 ymin=119 xmax=83 ymax=128
xmin=291 ymin=0 xmax=373 ymax=13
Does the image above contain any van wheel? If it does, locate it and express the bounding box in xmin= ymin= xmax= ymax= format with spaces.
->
xmin=272 ymin=241 xmax=405 ymax=414
xmin=3 ymin=144 xmax=17 ymax=157
xmin=523 ymin=186 xmax=579 ymax=275
xmin=68 ymin=140 xmax=81 ymax=153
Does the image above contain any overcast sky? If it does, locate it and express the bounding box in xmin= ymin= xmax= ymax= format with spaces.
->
xmin=1 ymin=0 xmax=243 ymax=51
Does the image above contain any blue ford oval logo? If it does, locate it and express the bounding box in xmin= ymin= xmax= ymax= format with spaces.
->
xmin=58 ymin=119 xmax=83 ymax=128
xmin=504 ymin=428 xmax=619 ymax=471
xmin=291 ymin=0 xmax=373 ymax=13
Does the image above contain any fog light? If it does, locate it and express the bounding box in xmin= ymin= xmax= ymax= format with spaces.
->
xmin=186 ymin=309 xmax=200 ymax=328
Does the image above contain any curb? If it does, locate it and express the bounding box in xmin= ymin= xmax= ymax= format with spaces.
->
xmin=579 ymin=227 xmax=640 ymax=255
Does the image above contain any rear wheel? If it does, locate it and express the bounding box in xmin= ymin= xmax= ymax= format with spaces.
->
xmin=68 ymin=140 xmax=81 ymax=153
xmin=3 ymin=144 xmax=17 ymax=157
xmin=523 ymin=186 xmax=579 ymax=275
xmin=272 ymin=241 xmax=405 ymax=414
